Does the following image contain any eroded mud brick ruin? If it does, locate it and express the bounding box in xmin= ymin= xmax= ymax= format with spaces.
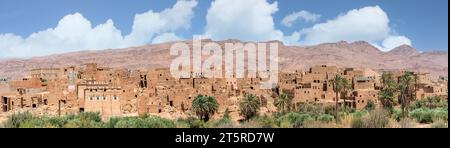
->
xmin=1 ymin=63 xmax=448 ymax=120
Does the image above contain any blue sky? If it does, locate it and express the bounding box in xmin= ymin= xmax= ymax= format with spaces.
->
xmin=0 ymin=0 xmax=448 ymax=58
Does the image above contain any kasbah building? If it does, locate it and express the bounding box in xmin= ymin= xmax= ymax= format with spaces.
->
xmin=0 ymin=63 xmax=448 ymax=120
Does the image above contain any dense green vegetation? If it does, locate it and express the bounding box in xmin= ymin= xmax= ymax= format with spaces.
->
xmin=408 ymin=96 xmax=448 ymax=124
xmin=1 ymin=94 xmax=447 ymax=128
xmin=0 ymin=112 xmax=176 ymax=128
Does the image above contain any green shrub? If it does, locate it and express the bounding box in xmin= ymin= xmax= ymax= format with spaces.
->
xmin=410 ymin=108 xmax=433 ymax=123
xmin=90 ymin=121 xmax=106 ymax=128
xmin=317 ymin=114 xmax=334 ymax=123
xmin=177 ymin=117 xmax=205 ymax=128
xmin=3 ymin=112 xmax=34 ymax=128
xmin=393 ymin=108 xmax=403 ymax=121
xmin=46 ymin=117 xmax=67 ymax=128
xmin=1 ymin=112 xmax=182 ymax=128
xmin=259 ymin=115 xmax=277 ymax=128
xmin=410 ymin=96 xmax=447 ymax=110
xmin=297 ymin=103 xmax=324 ymax=116
xmin=18 ymin=121 xmax=37 ymax=128
xmin=62 ymin=114 xmax=77 ymax=120
xmin=143 ymin=116 xmax=176 ymax=128
xmin=352 ymin=110 xmax=369 ymax=118
xmin=74 ymin=112 xmax=102 ymax=128
xmin=431 ymin=108 xmax=448 ymax=121
xmin=365 ymin=100 xmax=375 ymax=111
xmin=278 ymin=112 xmax=313 ymax=128
xmin=279 ymin=119 xmax=293 ymax=128
xmin=79 ymin=112 xmax=102 ymax=122
xmin=63 ymin=119 xmax=82 ymax=128
xmin=408 ymin=97 xmax=448 ymax=124
xmin=114 ymin=118 xmax=143 ymax=128
xmin=19 ymin=120 xmax=45 ymax=128
xmin=206 ymin=117 xmax=235 ymax=128
xmin=112 ymin=116 xmax=175 ymax=128
xmin=323 ymin=106 xmax=336 ymax=115
xmin=7 ymin=116 xmax=68 ymax=128
xmin=105 ymin=117 xmax=121 ymax=128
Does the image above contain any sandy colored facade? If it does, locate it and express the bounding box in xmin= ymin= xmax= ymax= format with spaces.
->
xmin=1 ymin=64 xmax=448 ymax=119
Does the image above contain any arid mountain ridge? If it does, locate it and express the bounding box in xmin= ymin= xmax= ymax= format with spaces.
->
xmin=0 ymin=40 xmax=448 ymax=80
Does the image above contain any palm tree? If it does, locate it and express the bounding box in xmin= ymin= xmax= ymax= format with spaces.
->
xmin=333 ymin=75 xmax=346 ymax=123
xmin=398 ymin=71 xmax=416 ymax=118
xmin=191 ymin=95 xmax=218 ymax=122
xmin=379 ymin=72 xmax=397 ymax=113
xmin=239 ymin=93 xmax=261 ymax=120
xmin=340 ymin=78 xmax=351 ymax=110
xmin=274 ymin=92 xmax=292 ymax=114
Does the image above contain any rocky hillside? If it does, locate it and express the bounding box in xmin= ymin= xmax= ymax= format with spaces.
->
xmin=0 ymin=40 xmax=447 ymax=79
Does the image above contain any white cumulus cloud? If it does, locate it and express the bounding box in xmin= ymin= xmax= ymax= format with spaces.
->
xmin=289 ymin=5 xmax=412 ymax=52
xmin=281 ymin=10 xmax=321 ymax=27
xmin=380 ymin=35 xmax=412 ymax=52
xmin=204 ymin=0 xmax=284 ymax=42
xmin=124 ymin=0 xmax=197 ymax=46
xmin=151 ymin=33 xmax=182 ymax=44
xmin=0 ymin=0 xmax=198 ymax=58
xmin=299 ymin=6 xmax=391 ymax=45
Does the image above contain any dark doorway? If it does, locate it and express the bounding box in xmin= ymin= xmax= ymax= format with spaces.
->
xmin=2 ymin=97 xmax=8 ymax=112
xmin=79 ymin=108 xmax=85 ymax=113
